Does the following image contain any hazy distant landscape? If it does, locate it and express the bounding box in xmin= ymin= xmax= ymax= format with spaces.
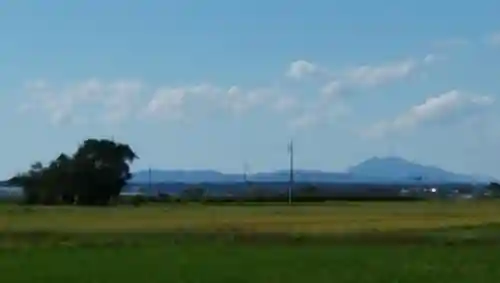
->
xmin=2 ymin=156 xmax=494 ymax=199
xmin=131 ymin=156 xmax=496 ymax=184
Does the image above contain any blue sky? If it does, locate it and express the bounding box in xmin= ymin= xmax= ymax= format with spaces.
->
xmin=1 ymin=0 xmax=500 ymax=179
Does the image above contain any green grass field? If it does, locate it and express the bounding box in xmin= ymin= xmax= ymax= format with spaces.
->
xmin=2 ymin=201 xmax=500 ymax=282
xmin=3 ymin=243 xmax=500 ymax=283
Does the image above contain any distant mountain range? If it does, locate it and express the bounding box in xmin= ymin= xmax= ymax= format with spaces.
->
xmin=131 ymin=157 xmax=496 ymax=184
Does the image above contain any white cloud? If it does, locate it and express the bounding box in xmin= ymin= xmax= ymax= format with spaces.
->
xmin=289 ymin=55 xmax=433 ymax=130
xmin=486 ymin=32 xmax=500 ymax=47
xmin=364 ymin=90 xmax=494 ymax=138
xmin=423 ymin=54 xmax=435 ymax=64
xmin=345 ymin=59 xmax=417 ymax=87
xmin=21 ymin=79 xmax=144 ymax=125
xmin=273 ymin=95 xmax=297 ymax=112
xmin=23 ymin=78 xmax=288 ymax=125
xmin=225 ymin=86 xmax=275 ymax=114
xmin=423 ymin=53 xmax=444 ymax=65
xmin=24 ymin=79 xmax=50 ymax=92
xmin=144 ymin=87 xmax=186 ymax=120
xmin=320 ymin=81 xmax=342 ymax=99
xmin=21 ymin=51 xmax=443 ymax=129
xmin=290 ymin=112 xmax=320 ymax=129
xmin=316 ymin=55 xmax=433 ymax=99
xmin=102 ymin=81 xmax=144 ymax=124
xmin=141 ymin=83 xmax=278 ymax=119
xmin=286 ymin=60 xmax=319 ymax=79
xmin=142 ymin=83 xmax=224 ymax=121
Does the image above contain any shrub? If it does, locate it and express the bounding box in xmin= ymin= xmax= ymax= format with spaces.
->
xmin=131 ymin=195 xmax=146 ymax=207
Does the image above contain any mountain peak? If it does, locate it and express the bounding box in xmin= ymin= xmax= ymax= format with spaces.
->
xmin=362 ymin=156 xmax=412 ymax=164
xmin=349 ymin=156 xmax=439 ymax=176
xmin=348 ymin=156 xmax=491 ymax=183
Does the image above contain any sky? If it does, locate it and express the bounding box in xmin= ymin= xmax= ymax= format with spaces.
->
xmin=1 ymin=0 xmax=500 ymax=179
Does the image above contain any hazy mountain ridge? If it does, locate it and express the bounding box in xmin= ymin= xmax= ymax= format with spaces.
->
xmin=131 ymin=157 xmax=496 ymax=184
xmin=347 ymin=157 xmax=494 ymax=183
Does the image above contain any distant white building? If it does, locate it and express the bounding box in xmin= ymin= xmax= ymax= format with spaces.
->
xmin=119 ymin=186 xmax=145 ymax=197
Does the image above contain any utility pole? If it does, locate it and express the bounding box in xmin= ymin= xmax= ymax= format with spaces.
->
xmin=288 ymin=140 xmax=294 ymax=205
xmin=148 ymin=167 xmax=152 ymax=195
xmin=243 ymin=162 xmax=248 ymax=184
xmin=243 ymin=162 xmax=250 ymax=200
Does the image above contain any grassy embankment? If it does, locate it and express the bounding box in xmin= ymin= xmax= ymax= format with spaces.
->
xmin=2 ymin=201 xmax=500 ymax=282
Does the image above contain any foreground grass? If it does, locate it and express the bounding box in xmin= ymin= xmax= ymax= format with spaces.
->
xmin=2 ymin=202 xmax=500 ymax=282
xmin=1 ymin=240 xmax=500 ymax=282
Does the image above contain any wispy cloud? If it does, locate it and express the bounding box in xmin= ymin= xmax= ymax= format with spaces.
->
xmin=485 ymin=31 xmax=500 ymax=47
xmin=272 ymin=95 xmax=298 ymax=113
xmin=224 ymin=86 xmax=275 ymax=114
xmin=19 ymin=51 xmax=444 ymax=130
xmin=363 ymin=90 xmax=494 ymax=139
xmin=20 ymin=78 xmax=144 ymax=125
xmin=287 ymin=54 xmax=436 ymax=130
xmin=345 ymin=59 xmax=417 ymax=87
xmin=22 ymin=79 xmax=297 ymax=125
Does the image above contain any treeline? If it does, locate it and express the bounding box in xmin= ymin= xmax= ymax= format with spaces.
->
xmin=123 ymin=185 xmax=425 ymax=206
xmin=8 ymin=138 xmax=137 ymax=205
xmin=123 ymin=182 xmax=500 ymax=206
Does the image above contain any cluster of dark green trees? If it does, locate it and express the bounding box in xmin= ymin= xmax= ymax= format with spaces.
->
xmin=8 ymin=138 xmax=137 ymax=206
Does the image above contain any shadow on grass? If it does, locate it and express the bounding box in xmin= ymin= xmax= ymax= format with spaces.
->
xmin=2 ymin=223 xmax=500 ymax=249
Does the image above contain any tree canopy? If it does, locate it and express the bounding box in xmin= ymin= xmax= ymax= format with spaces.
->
xmin=8 ymin=138 xmax=138 ymax=205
